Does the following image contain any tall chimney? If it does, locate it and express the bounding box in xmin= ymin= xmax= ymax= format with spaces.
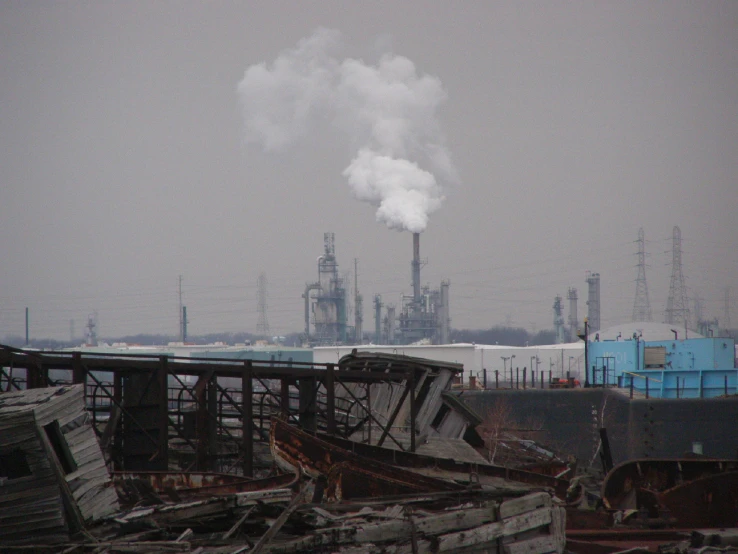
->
xmin=412 ymin=232 xmax=421 ymax=308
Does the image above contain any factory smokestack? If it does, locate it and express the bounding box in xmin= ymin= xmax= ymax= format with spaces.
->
xmin=412 ymin=232 xmax=421 ymax=309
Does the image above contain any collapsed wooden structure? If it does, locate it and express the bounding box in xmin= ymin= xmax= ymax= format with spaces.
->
xmin=0 ymin=384 xmax=119 ymax=543
xmin=2 ymin=344 xmax=737 ymax=552
xmin=0 ymin=346 xmax=482 ymax=477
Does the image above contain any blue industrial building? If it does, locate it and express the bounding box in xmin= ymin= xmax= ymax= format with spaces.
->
xmin=587 ymin=334 xmax=737 ymax=398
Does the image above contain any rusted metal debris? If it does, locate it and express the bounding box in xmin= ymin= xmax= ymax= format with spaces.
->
xmin=3 ymin=346 xmax=738 ymax=552
xmin=313 ymin=426 xmax=573 ymax=499
xmin=2 ymin=468 xmax=568 ymax=552
xmin=601 ymin=458 xmax=738 ymax=528
xmin=270 ymin=417 xmax=465 ymax=501
xmin=113 ymin=471 xmax=298 ymax=505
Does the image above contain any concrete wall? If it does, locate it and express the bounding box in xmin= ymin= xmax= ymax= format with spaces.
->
xmin=462 ymin=389 xmax=738 ymax=466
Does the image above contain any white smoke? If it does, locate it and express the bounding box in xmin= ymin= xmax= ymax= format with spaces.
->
xmin=237 ymin=29 xmax=456 ymax=233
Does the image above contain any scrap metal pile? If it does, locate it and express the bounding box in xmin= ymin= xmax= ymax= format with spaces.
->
xmin=0 ymin=414 xmax=566 ymax=553
xmin=1 ymin=350 xmax=737 ymax=553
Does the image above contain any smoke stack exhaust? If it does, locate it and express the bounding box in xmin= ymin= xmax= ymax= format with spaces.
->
xmin=412 ymin=232 xmax=421 ymax=308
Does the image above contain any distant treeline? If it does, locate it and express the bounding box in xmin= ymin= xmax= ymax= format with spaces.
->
xmin=3 ymin=327 xmax=736 ymax=350
xmin=450 ymin=326 xmax=558 ymax=347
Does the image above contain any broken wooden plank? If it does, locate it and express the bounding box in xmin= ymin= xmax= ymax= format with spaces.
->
xmin=499 ymin=491 xmax=552 ymax=519
xmin=250 ymin=487 xmax=310 ymax=554
xmin=222 ymin=507 xmax=255 ymax=540
xmin=234 ymin=488 xmax=293 ymax=506
xmin=434 ymin=506 xmax=553 ymax=552
xmin=353 ymin=504 xmax=499 ymax=544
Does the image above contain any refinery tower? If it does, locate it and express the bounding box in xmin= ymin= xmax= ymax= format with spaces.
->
xmin=304 ymin=232 xmax=450 ymax=346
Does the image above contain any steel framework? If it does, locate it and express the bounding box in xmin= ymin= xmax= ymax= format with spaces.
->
xmin=0 ymin=344 xmax=424 ymax=477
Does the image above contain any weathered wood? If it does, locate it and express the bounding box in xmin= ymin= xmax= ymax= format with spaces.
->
xmin=434 ymin=507 xmax=553 ymax=552
xmin=376 ymin=380 xmax=412 ymax=449
xmin=353 ymin=504 xmax=499 ymax=544
xmin=100 ymin=404 xmax=122 ymax=453
xmin=222 ymin=506 xmax=255 ymax=540
xmin=499 ymin=491 xmax=551 ymax=519
xmin=36 ymin=418 xmax=87 ymax=534
xmin=176 ymin=528 xmax=194 ymax=542
xmin=250 ymin=486 xmax=309 ymax=554
xmin=234 ymin=488 xmax=293 ymax=506
xmin=549 ymin=506 xmax=566 ymax=553
xmin=504 ymin=535 xmax=561 ymax=554
xmin=1 ymin=385 xmax=118 ymax=543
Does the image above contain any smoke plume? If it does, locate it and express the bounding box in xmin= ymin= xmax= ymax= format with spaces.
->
xmin=237 ymin=28 xmax=455 ymax=233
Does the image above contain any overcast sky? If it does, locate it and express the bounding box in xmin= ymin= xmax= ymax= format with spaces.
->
xmin=1 ymin=2 xmax=736 ymax=342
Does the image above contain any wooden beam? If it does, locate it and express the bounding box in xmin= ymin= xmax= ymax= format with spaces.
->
xmin=250 ymin=486 xmax=309 ymax=554
xmin=377 ymin=381 xmax=411 ymax=449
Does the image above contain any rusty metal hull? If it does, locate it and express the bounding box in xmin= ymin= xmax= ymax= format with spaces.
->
xmin=315 ymin=430 xmax=571 ymax=499
xmin=566 ymin=529 xmax=690 ymax=554
xmin=325 ymin=461 xmax=462 ymax=501
xmin=270 ymin=418 xmax=464 ymax=501
xmin=113 ymin=470 xmax=296 ymax=503
xmin=601 ymin=458 xmax=738 ymax=527
xmin=657 ymin=470 xmax=738 ymax=528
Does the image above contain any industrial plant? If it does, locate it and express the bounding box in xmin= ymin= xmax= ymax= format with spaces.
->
xmin=302 ymin=232 xmax=450 ymax=346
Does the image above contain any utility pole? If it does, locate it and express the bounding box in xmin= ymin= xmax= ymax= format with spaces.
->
xmin=182 ymin=306 xmax=188 ymax=342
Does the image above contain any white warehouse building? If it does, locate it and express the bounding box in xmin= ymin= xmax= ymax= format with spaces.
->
xmin=314 ymin=342 xmax=586 ymax=387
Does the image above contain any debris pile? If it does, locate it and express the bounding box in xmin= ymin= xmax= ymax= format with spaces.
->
xmin=1 ymin=349 xmax=737 ymax=553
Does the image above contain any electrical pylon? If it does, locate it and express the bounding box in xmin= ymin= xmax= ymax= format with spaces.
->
xmin=632 ymin=227 xmax=652 ymax=321
xmin=665 ymin=226 xmax=689 ymax=327
xmin=256 ymin=272 xmax=270 ymax=337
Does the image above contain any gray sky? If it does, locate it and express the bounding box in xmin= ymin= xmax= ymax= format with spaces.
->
xmin=1 ymin=2 xmax=737 ymax=341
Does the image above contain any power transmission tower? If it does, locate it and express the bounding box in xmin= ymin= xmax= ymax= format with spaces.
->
xmin=665 ymin=226 xmax=689 ymax=327
xmin=632 ymin=227 xmax=652 ymax=321
xmin=256 ymin=273 xmax=270 ymax=337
